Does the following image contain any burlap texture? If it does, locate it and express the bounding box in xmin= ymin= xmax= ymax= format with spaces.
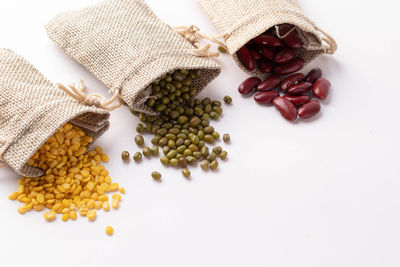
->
xmin=198 ymin=0 xmax=332 ymax=77
xmin=0 ymin=49 xmax=110 ymax=177
xmin=45 ymin=0 xmax=221 ymax=115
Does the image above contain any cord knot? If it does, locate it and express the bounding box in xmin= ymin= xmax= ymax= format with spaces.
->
xmin=57 ymin=80 xmax=122 ymax=111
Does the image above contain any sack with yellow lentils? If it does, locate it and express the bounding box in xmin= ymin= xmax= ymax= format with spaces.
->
xmin=0 ymin=49 xmax=112 ymax=177
xmin=45 ymin=0 xmax=221 ymax=115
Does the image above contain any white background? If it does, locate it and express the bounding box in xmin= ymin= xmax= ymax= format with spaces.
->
xmin=0 ymin=0 xmax=399 ymax=266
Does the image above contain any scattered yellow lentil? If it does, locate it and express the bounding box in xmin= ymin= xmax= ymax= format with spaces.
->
xmin=119 ymin=187 xmax=126 ymax=194
xmin=105 ymin=226 xmax=114 ymax=236
xmin=43 ymin=210 xmax=56 ymax=221
xmin=8 ymin=123 xmax=124 ymax=223
xmin=87 ymin=210 xmax=97 ymax=221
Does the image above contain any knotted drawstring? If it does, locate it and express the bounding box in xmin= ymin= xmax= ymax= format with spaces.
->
xmin=174 ymin=25 xmax=229 ymax=58
xmin=57 ymin=80 xmax=122 ymax=111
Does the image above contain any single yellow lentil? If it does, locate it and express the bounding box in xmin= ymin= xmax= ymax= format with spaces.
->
xmin=62 ymin=213 xmax=70 ymax=222
xmin=87 ymin=210 xmax=97 ymax=221
xmin=111 ymin=199 xmax=119 ymax=209
xmin=43 ymin=210 xmax=56 ymax=221
xmin=105 ymin=226 xmax=114 ymax=236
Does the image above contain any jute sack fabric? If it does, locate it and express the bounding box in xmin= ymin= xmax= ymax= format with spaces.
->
xmin=45 ymin=0 xmax=221 ymax=115
xmin=197 ymin=0 xmax=337 ymax=77
xmin=0 ymin=49 xmax=111 ymax=177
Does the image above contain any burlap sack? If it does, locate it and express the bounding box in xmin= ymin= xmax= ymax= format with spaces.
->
xmin=197 ymin=0 xmax=337 ymax=77
xmin=45 ymin=0 xmax=221 ymax=115
xmin=0 ymin=49 xmax=111 ymax=177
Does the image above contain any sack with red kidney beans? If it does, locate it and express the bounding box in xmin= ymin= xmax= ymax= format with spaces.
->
xmin=197 ymin=0 xmax=337 ymax=77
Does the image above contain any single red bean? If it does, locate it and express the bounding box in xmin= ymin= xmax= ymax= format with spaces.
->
xmin=249 ymin=49 xmax=262 ymax=61
xmin=313 ymin=78 xmax=331 ymax=100
xmin=257 ymin=75 xmax=281 ymax=92
xmin=305 ymin=68 xmax=322 ymax=83
xmin=283 ymin=95 xmax=311 ymax=106
xmin=254 ymin=91 xmax=279 ymax=104
xmin=238 ymin=77 xmax=261 ymax=95
xmin=253 ymin=34 xmax=283 ymax=47
xmin=260 ymin=60 xmax=273 ymax=73
xmin=288 ymin=82 xmax=313 ymax=95
xmin=281 ymin=73 xmax=305 ymax=91
xmin=273 ymin=97 xmax=297 ymax=121
xmin=273 ymin=58 xmax=305 ymax=75
xmin=260 ymin=47 xmax=275 ymax=60
xmin=298 ymin=100 xmax=321 ymax=119
xmin=237 ymin=46 xmax=255 ymax=71
xmin=278 ymin=24 xmax=303 ymax=48
xmin=274 ymin=48 xmax=296 ymax=64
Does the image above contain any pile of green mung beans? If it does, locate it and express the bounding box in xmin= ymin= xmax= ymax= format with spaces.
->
xmin=127 ymin=69 xmax=231 ymax=180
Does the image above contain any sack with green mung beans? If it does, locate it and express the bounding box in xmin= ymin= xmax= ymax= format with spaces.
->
xmin=45 ymin=0 xmax=222 ymax=115
xmin=0 ymin=49 xmax=116 ymax=177
xmin=196 ymin=0 xmax=337 ymax=77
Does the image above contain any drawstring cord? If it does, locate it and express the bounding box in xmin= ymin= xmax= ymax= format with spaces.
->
xmin=57 ymin=80 xmax=122 ymax=111
xmin=174 ymin=25 xmax=229 ymax=57
xmin=313 ymin=25 xmax=338 ymax=55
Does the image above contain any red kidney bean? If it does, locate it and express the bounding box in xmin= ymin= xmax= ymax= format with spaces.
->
xmin=273 ymin=97 xmax=297 ymax=121
xmin=238 ymin=77 xmax=261 ymax=95
xmin=254 ymin=91 xmax=279 ymax=104
xmin=298 ymin=100 xmax=321 ymax=119
xmin=273 ymin=58 xmax=305 ymax=75
xmin=313 ymin=78 xmax=331 ymax=100
xmin=305 ymin=68 xmax=322 ymax=83
xmin=287 ymin=82 xmax=313 ymax=95
xmin=278 ymin=24 xmax=303 ymax=48
xmin=257 ymin=75 xmax=281 ymax=92
xmin=260 ymin=60 xmax=273 ymax=73
xmin=253 ymin=34 xmax=283 ymax=47
xmin=260 ymin=47 xmax=275 ymax=60
xmin=283 ymin=95 xmax=311 ymax=106
xmin=237 ymin=46 xmax=255 ymax=71
xmin=249 ymin=48 xmax=262 ymax=61
xmin=281 ymin=73 xmax=305 ymax=91
xmin=274 ymin=48 xmax=296 ymax=64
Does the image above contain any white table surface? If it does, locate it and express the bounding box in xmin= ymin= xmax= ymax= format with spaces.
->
xmin=1 ymin=0 xmax=399 ymax=266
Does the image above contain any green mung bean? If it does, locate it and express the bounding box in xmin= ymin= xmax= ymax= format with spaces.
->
xmin=133 ymin=152 xmax=143 ymax=162
xmin=121 ymin=151 xmax=130 ymax=161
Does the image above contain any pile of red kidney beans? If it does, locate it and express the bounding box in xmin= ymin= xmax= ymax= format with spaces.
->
xmin=237 ymin=24 xmax=331 ymax=121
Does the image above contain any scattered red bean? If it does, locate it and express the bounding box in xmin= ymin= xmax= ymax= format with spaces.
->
xmin=260 ymin=60 xmax=273 ymax=73
xmin=305 ymin=68 xmax=323 ymax=83
xmin=237 ymin=46 xmax=255 ymax=71
xmin=273 ymin=97 xmax=297 ymax=121
xmin=238 ymin=77 xmax=261 ymax=95
xmin=283 ymin=95 xmax=311 ymax=106
xmin=287 ymin=82 xmax=313 ymax=95
xmin=257 ymin=75 xmax=281 ymax=92
xmin=298 ymin=100 xmax=321 ymax=119
xmin=253 ymin=34 xmax=283 ymax=47
xmin=260 ymin=47 xmax=275 ymax=60
xmin=312 ymin=78 xmax=331 ymax=100
xmin=254 ymin=91 xmax=279 ymax=104
xmin=273 ymin=58 xmax=305 ymax=75
xmin=277 ymin=24 xmax=303 ymax=48
xmin=274 ymin=48 xmax=296 ymax=64
xmin=281 ymin=73 xmax=305 ymax=91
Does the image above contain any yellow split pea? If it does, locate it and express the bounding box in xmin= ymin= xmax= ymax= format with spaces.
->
xmin=8 ymin=123 xmax=123 ymax=224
